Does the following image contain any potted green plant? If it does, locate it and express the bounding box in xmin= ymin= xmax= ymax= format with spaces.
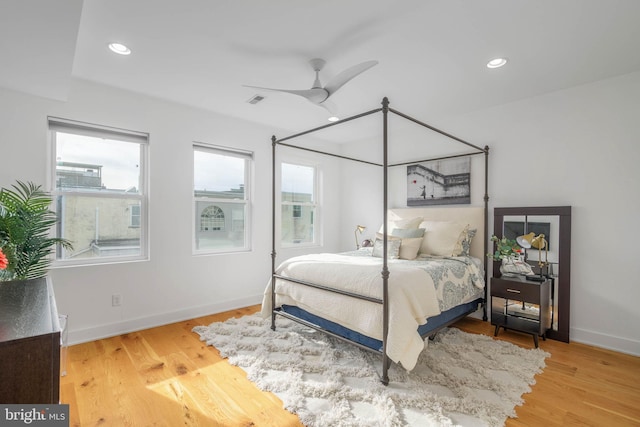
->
xmin=0 ymin=181 xmax=73 ymax=281
xmin=488 ymin=235 xmax=534 ymax=277
xmin=488 ymin=235 xmax=521 ymax=262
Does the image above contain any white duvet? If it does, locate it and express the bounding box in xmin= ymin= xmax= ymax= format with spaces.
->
xmin=261 ymin=253 xmax=455 ymax=370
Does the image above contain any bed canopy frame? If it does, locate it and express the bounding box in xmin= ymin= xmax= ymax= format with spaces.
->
xmin=270 ymin=97 xmax=490 ymax=384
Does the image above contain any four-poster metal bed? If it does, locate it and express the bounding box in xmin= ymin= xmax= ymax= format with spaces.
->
xmin=269 ymin=97 xmax=490 ymax=385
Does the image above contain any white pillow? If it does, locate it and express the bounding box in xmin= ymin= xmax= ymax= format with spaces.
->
xmin=391 ymin=228 xmax=425 ymax=238
xmin=419 ymin=221 xmax=469 ymax=256
xmin=375 ymin=232 xmax=423 ymax=260
xmin=398 ymin=237 xmax=423 ymax=260
xmin=378 ymin=216 xmax=422 ymax=234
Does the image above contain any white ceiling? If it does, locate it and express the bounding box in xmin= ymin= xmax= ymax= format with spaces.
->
xmin=2 ymin=0 xmax=640 ymax=136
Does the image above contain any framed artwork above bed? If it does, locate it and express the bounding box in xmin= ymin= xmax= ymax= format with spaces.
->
xmin=407 ymin=157 xmax=470 ymax=206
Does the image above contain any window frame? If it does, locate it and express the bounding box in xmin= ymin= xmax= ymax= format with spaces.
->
xmin=280 ymin=160 xmax=320 ymax=248
xmin=48 ymin=117 xmax=149 ymax=266
xmin=192 ymin=143 xmax=252 ymax=255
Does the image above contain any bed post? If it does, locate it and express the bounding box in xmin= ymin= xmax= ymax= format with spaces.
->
xmin=271 ymin=135 xmax=277 ymax=331
xmin=381 ymin=97 xmax=390 ymax=386
xmin=483 ymin=145 xmax=490 ymax=321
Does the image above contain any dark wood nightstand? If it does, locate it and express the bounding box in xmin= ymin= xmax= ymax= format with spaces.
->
xmin=491 ymin=276 xmax=551 ymax=348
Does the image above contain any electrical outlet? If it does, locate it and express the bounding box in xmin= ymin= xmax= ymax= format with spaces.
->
xmin=112 ymin=294 xmax=122 ymax=307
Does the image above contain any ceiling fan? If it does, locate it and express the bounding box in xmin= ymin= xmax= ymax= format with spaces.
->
xmin=243 ymin=58 xmax=378 ymax=116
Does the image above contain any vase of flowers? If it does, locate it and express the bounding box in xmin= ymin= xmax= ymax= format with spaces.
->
xmin=488 ymin=235 xmax=524 ymax=277
xmin=0 ymin=181 xmax=73 ymax=282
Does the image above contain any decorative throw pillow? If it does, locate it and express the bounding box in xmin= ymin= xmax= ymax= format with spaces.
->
xmin=391 ymin=228 xmax=426 ymax=238
xmin=371 ymin=237 xmax=401 ymax=259
xmin=378 ymin=216 xmax=423 ymax=234
xmin=452 ymin=227 xmax=477 ymax=257
xmin=398 ymin=237 xmax=423 ymax=260
xmin=376 ymin=232 xmax=423 ymax=260
xmin=419 ymin=221 xmax=469 ymax=256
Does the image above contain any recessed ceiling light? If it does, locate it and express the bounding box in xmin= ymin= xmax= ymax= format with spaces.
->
xmin=328 ymin=116 xmax=340 ymax=122
xmin=486 ymin=58 xmax=507 ymax=69
xmin=108 ymin=42 xmax=131 ymax=55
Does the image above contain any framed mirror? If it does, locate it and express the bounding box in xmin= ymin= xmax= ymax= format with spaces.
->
xmin=493 ymin=206 xmax=571 ymax=342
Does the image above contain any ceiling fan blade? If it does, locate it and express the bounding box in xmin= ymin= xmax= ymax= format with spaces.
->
xmin=323 ymin=60 xmax=378 ymax=97
xmin=243 ymin=85 xmax=329 ymax=103
xmin=318 ymin=99 xmax=338 ymax=116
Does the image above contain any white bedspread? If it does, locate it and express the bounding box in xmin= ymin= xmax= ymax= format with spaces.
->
xmin=261 ymin=253 xmax=455 ymax=370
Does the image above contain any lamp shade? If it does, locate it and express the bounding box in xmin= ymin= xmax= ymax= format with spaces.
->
xmin=531 ymin=234 xmax=547 ymax=250
xmin=517 ymin=232 xmax=547 ymax=250
xmin=516 ymin=232 xmax=536 ymax=248
xmin=517 ymin=232 xmax=549 ymax=269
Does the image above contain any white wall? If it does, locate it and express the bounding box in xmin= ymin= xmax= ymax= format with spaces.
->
xmin=2 ymin=72 xmax=639 ymax=355
xmin=0 ymin=79 xmax=342 ymax=344
xmin=456 ymin=71 xmax=640 ymax=356
xmin=340 ymin=72 xmax=640 ymax=355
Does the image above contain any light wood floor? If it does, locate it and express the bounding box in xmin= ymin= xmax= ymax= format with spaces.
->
xmin=60 ymin=305 xmax=640 ymax=426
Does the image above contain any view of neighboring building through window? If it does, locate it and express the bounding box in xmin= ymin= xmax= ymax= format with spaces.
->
xmin=49 ymin=118 xmax=148 ymax=264
xmin=281 ymin=162 xmax=317 ymax=246
xmin=193 ymin=144 xmax=251 ymax=253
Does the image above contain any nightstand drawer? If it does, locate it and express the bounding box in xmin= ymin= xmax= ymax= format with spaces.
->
xmin=491 ymin=277 xmax=543 ymax=304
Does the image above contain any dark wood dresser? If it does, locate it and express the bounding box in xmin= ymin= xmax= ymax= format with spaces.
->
xmin=0 ymin=277 xmax=61 ymax=403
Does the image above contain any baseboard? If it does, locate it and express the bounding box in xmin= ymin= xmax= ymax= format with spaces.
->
xmin=67 ymin=294 xmax=264 ymax=346
xmin=67 ymin=299 xmax=640 ymax=357
xmin=571 ymin=326 xmax=640 ymax=357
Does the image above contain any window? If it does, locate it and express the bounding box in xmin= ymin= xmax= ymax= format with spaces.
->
xmin=130 ymin=204 xmax=141 ymax=228
xmin=200 ymin=206 xmax=225 ymax=231
xmin=281 ymin=162 xmax=317 ymax=246
xmin=49 ymin=117 xmax=148 ymax=264
xmin=193 ymin=144 xmax=251 ymax=253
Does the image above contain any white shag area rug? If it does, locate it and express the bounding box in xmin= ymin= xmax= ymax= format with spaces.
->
xmin=193 ymin=314 xmax=549 ymax=427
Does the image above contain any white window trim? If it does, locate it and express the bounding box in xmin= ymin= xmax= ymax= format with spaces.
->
xmin=49 ymin=117 xmax=149 ymax=267
xmin=192 ymin=143 xmax=253 ymax=255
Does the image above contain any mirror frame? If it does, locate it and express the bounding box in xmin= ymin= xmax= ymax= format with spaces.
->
xmin=493 ymin=206 xmax=571 ymax=342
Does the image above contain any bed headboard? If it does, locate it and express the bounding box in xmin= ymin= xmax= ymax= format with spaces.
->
xmin=388 ymin=207 xmax=485 ymax=259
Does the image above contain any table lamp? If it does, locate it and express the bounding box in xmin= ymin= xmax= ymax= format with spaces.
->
xmin=517 ymin=232 xmax=549 ymax=280
xmin=354 ymin=225 xmax=366 ymax=249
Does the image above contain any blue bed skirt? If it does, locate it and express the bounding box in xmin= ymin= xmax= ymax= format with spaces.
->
xmin=279 ymin=298 xmax=483 ymax=352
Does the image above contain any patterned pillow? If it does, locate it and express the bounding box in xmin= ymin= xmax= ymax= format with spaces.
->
xmin=452 ymin=227 xmax=477 ymax=257
xmin=376 ymin=232 xmax=423 ymax=260
xmin=371 ymin=237 xmax=401 ymax=259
